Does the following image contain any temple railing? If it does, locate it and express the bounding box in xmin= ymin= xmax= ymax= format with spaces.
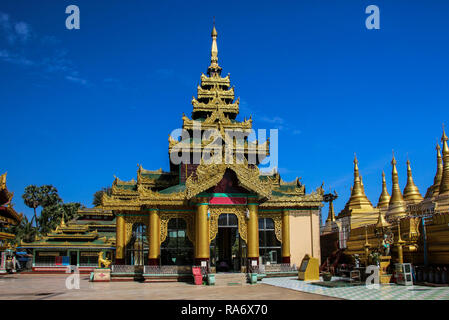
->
xmin=111 ymin=265 xmax=136 ymax=274
xmin=144 ymin=265 xmax=193 ymax=275
xmin=258 ymin=263 xmax=297 ymax=274
xmin=111 ymin=265 xmax=194 ymax=275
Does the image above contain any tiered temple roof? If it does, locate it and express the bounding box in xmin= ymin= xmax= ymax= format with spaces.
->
xmin=20 ymin=208 xmax=115 ymax=250
xmin=0 ymin=173 xmax=22 ymax=245
xmin=100 ymin=26 xmax=324 ymax=211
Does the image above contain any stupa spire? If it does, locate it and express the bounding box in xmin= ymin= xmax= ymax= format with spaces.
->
xmin=208 ymin=20 xmax=222 ymax=76
xmin=375 ymin=209 xmax=390 ymax=229
xmin=389 ymin=152 xmax=404 ymax=205
xmin=426 ymin=141 xmax=443 ymax=198
xmin=342 ymin=154 xmax=374 ymax=209
xmin=387 ymin=151 xmax=407 ymax=219
xmin=377 ymin=171 xmax=391 ymax=208
xmin=403 ymin=158 xmax=423 ymax=203
xmin=439 ymin=124 xmax=449 ymax=195
xmin=326 ymin=200 xmax=335 ymax=223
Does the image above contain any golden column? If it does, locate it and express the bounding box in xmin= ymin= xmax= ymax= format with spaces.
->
xmin=195 ymin=198 xmax=210 ymax=265
xmin=247 ymin=203 xmax=259 ymax=267
xmin=397 ymin=220 xmax=406 ymax=264
xmin=281 ymin=209 xmax=291 ymax=263
xmin=115 ymin=213 xmax=125 ymax=264
xmin=364 ymin=226 xmax=370 ymax=266
xmin=148 ymin=209 xmax=160 ymax=265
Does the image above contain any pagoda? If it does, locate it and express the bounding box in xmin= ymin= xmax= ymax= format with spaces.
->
xmin=0 ymin=173 xmax=22 ymax=247
xmin=96 ymin=25 xmax=326 ymax=272
xmin=0 ymin=173 xmax=22 ymax=273
xmin=20 ymin=208 xmax=116 ymax=273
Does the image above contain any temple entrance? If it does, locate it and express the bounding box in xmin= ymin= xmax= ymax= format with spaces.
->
xmin=161 ymin=218 xmax=194 ymax=266
xmin=125 ymin=223 xmax=148 ymax=266
xmin=210 ymin=213 xmax=246 ymax=272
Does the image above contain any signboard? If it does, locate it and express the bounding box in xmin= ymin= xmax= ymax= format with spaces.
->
xmin=38 ymin=252 xmax=60 ymax=256
xmin=299 ymin=259 xmax=309 ymax=272
xmin=81 ymin=252 xmax=99 ymax=257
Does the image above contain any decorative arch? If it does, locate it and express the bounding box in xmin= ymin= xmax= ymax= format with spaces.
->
xmin=259 ymin=212 xmax=283 ymax=243
xmin=160 ymin=212 xmax=195 ymax=244
xmin=124 ymin=215 xmax=149 ymax=247
xmin=208 ymin=206 xmax=248 ymax=242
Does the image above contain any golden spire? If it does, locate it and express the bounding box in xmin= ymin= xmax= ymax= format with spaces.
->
xmin=439 ymin=124 xmax=449 ymax=195
xmin=426 ymin=142 xmax=443 ymax=198
xmin=387 ymin=151 xmax=407 ymax=219
xmin=377 ymin=171 xmax=391 ymax=208
xmin=375 ymin=209 xmax=390 ymax=228
xmin=342 ymin=154 xmax=374 ymax=211
xmin=208 ymin=20 xmax=222 ymax=76
xmin=0 ymin=172 xmax=6 ymax=190
xmin=403 ymin=158 xmax=423 ymax=203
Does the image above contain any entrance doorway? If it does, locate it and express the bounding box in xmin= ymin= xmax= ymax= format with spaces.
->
xmin=125 ymin=223 xmax=148 ymax=266
xmin=69 ymin=251 xmax=78 ymax=266
xmin=210 ymin=214 xmax=246 ymax=272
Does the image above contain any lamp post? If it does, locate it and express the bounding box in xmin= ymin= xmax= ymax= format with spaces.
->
xmin=364 ymin=226 xmax=370 ymax=266
xmin=396 ymin=219 xmax=406 ymax=264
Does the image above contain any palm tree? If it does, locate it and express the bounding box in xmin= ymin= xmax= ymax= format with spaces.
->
xmin=9 ymin=216 xmax=37 ymax=244
xmin=22 ymin=185 xmax=42 ymax=228
xmin=22 ymin=185 xmax=61 ymax=228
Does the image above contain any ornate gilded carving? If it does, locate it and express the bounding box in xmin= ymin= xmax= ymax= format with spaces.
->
xmin=208 ymin=207 xmax=248 ymax=242
xmin=259 ymin=212 xmax=282 ymax=243
xmin=98 ymin=251 xmax=111 ymax=268
xmin=185 ymin=160 xmax=272 ymax=199
xmin=159 ymin=212 xmax=195 ymax=244
xmin=124 ymin=215 xmax=148 ymax=247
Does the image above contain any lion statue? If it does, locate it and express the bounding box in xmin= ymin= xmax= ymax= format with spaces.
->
xmin=98 ymin=251 xmax=111 ymax=269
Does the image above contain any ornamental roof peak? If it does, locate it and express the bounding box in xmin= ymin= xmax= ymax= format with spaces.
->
xmin=208 ymin=23 xmax=221 ymax=76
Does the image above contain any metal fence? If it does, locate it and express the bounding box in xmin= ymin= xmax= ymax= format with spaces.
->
xmin=111 ymin=265 xmax=136 ymax=274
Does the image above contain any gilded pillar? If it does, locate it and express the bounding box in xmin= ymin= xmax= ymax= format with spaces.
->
xmin=148 ymin=209 xmax=160 ymax=265
xmin=247 ymin=203 xmax=259 ymax=266
xmin=115 ymin=214 xmax=125 ymax=264
xmin=195 ymin=198 xmax=210 ymax=265
xmin=282 ymin=209 xmax=291 ymax=263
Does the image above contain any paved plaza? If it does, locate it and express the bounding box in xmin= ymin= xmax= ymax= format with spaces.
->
xmin=0 ymin=274 xmax=339 ymax=300
xmin=262 ymin=276 xmax=449 ymax=300
xmin=3 ymin=274 xmax=448 ymax=300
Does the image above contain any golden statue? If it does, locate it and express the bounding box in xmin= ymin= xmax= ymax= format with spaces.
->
xmin=97 ymin=251 xmax=111 ymax=268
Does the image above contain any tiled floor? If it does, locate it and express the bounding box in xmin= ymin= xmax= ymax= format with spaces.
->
xmin=0 ymin=274 xmax=340 ymax=300
xmin=262 ymin=277 xmax=449 ymax=300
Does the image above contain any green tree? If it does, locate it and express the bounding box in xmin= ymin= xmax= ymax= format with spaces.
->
xmin=9 ymin=216 xmax=37 ymax=244
xmin=22 ymin=185 xmax=61 ymax=228
xmin=38 ymin=202 xmax=83 ymax=234
xmin=22 ymin=185 xmax=41 ymax=228
xmin=92 ymin=187 xmax=112 ymax=207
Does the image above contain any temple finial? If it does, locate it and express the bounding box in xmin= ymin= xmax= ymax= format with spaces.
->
xmin=208 ymin=20 xmax=221 ymax=76
xmin=439 ymin=124 xmax=449 ymax=194
xmin=387 ymin=151 xmax=407 ymax=219
xmin=377 ymin=170 xmax=390 ymax=208
xmin=403 ymin=157 xmax=423 ymax=203
xmin=442 ymin=123 xmax=448 ymax=142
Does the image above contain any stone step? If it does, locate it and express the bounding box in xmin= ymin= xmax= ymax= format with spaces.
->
xmin=214 ymin=273 xmax=248 ymax=286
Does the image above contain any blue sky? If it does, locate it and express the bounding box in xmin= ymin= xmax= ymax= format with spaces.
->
xmin=1 ymin=0 xmax=448 ymax=223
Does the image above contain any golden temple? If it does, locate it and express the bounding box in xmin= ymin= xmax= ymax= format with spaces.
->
xmin=321 ymin=125 xmax=449 ymax=269
xmin=22 ymin=26 xmax=326 ymax=274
